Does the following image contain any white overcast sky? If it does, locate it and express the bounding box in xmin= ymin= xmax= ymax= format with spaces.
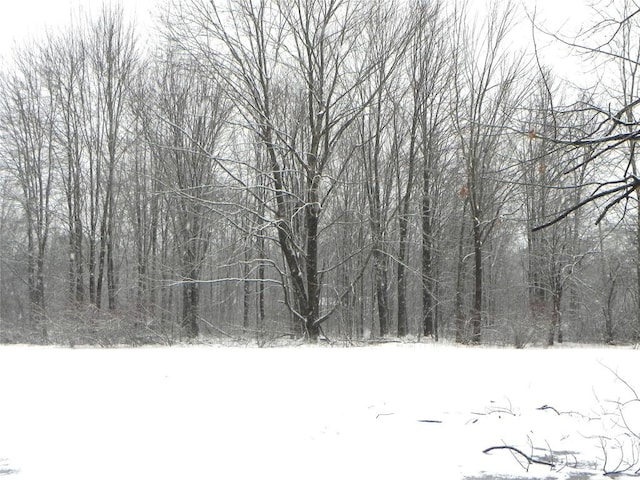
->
xmin=0 ymin=0 xmax=160 ymax=59
xmin=0 ymin=0 xmax=593 ymax=78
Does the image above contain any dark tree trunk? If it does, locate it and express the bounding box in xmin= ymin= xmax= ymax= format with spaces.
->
xmin=96 ymin=213 xmax=107 ymax=310
xmin=265 ymin=140 xmax=312 ymax=338
xmin=636 ymin=189 xmax=640 ymax=342
xmin=305 ymin=181 xmax=321 ymax=338
xmin=242 ymin=257 xmax=251 ymax=332
xmin=182 ymin=280 xmax=199 ymax=339
xmin=373 ymin=247 xmax=390 ymax=337
xmin=306 ymin=321 xmax=321 ymax=340
xmin=455 ymin=200 xmax=468 ymax=343
xmin=106 ymin=216 xmax=116 ymax=311
xmin=547 ymin=281 xmax=562 ymax=346
xmin=397 ymin=110 xmax=418 ymax=338
xmin=422 ymin=191 xmax=434 ymax=338
xmin=73 ymin=212 xmax=84 ymax=303
xmin=89 ymin=233 xmax=97 ymax=306
xmin=256 ymin=201 xmax=266 ymax=341
xmin=65 ymin=152 xmax=85 ymax=305
xmin=89 ymin=150 xmax=100 ymax=307
xmin=397 ymin=214 xmax=409 ymax=337
xmin=257 ymin=258 xmax=265 ymax=341
xmin=471 ymin=212 xmax=482 ymax=344
xmin=26 ymin=225 xmax=47 ymax=341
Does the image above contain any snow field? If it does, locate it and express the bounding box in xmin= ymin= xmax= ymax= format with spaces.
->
xmin=0 ymin=343 xmax=638 ymax=479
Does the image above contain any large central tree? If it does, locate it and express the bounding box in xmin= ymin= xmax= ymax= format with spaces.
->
xmin=167 ymin=0 xmax=408 ymax=338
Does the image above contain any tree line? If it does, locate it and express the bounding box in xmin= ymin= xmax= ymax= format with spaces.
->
xmin=0 ymin=0 xmax=638 ymax=346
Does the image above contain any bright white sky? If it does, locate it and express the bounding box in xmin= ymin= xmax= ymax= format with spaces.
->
xmin=0 ymin=0 xmax=160 ymax=60
xmin=0 ymin=0 xmax=593 ymax=74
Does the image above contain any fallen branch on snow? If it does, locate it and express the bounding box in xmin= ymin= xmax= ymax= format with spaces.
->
xmin=483 ymin=445 xmax=556 ymax=469
xmin=537 ymin=404 xmax=598 ymax=421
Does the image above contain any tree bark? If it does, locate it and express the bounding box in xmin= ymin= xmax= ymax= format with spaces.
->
xmin=455 ymin=199 xmax=469 ymax=344
xmin=422 ymin=185 xmax=434 ymax=338
xmin=471 ymin=211 xmax=483 ymax=344
xmin=182 ymin=276 xmax=200 ymax=339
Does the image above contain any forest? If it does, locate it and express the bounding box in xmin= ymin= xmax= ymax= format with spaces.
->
xmin=0 ymin=0 xmax=638 ymax=347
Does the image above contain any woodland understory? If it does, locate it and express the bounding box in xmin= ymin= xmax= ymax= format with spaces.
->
xmin=2 ymin=0 xmax=640 ymax=347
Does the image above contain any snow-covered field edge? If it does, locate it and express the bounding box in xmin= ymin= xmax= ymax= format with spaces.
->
xmin=1 ymin=342 xmax=639 ymax=479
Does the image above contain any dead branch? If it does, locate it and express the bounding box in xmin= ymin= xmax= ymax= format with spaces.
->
xmin=483 ymin=445 xmax=556 ymax=469
xmin=537 ymin=404 xmax=561 ymax=415
xmin=599 ymin=362 xmax=640 ymax=400
xmin=375 ymin=412 xmax=394 ymax=419
xmin=532 ymin=176 xmax=639 ymax=232
xmin=537 ymin=404 xmax=598 ymax=420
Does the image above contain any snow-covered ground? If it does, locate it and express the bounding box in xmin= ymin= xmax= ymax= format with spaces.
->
xmin=0 ymin=342 xmax=639 ymax=479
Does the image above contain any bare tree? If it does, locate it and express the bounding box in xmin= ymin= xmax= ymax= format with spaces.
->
xmin=167 ymin=0 xmax=409 ymax=339
xmin=526 ymin=0 xmax=640 ymax=342
xmin=450 ymin=0 xmax=524 ymax=343
xmin=0 ymin=43 xmax=57 ymax=340
xmin=356 ymin=16 xmax=397 ymax=337
xmin=86 ymin=4 xmax=138 ymax=311
xmin=130 ymin=41 xmax=227 ymax=339
xmin=405 ymin=0 xmax=451 ymax=338
xmin=44 ymin=23 xmax=89 ymax=307
xmin=519 ymin=72 xmax=569 ymax=345
xmin=530 ymin=2 xmax=640 ymax=233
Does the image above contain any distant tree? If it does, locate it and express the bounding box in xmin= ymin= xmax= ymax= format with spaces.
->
xmin=410 ymin=0 xmax=451 ymax=339
xmin=45 ymin=23 xmax=88 ymax=306
xmin=450 ymin=0 xmax=525 ymax=343
xmin=0 ymin=42 xmax=56 ymax=340
xmin=356 ymin=5 xmax=402 ymax=337
xmin=137 ymin=46 xmax=229 ymax=339
xmin=530 ymin=0 xmax=640 ymax=342
xmin=85 ymin=4 xmax=139 ymax=310
xmin=520 ymin=73 xmax=564 ymax=344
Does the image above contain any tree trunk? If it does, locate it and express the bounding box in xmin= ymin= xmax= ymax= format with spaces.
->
xmin=636 ymin=185 xmax=640 ymax=342
xmin=106 ymin=216 xmax=117 ymax=311
xmin=256 ymin=198 xmax=266 ymax=342
xmin=455 ymin=200 xmax=468 ymax=343
xmin=27 ymin=226 xmax=47 ymax=341
xmin=397 ymin=107 xmax=418 ymax=337
xmin=547 ymin=284 xmax=562 ymax=346
xmin=242 ymin=252 xmax=251 ymax=332
xmin=422 ymin=192 xmax=434 ymax=338
xmin=264 ymin=140 xmax=312 ymax=337
xmin=471 ymin=213 xmax=483 ymax=344
xmin=373 ymin=246 xmax=390 ymax=337
xmin=96 ymin=210 xmax=109 ymax=310
xmin=397 ymin=214 xmax=409 ymax=337
xmin=88 ymin=197 xmax=98 ymax=306
xmin=305 ymin=180 xmax=321 ymax=339
xmin=182 ymin=278 xmax=199 ymax=339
